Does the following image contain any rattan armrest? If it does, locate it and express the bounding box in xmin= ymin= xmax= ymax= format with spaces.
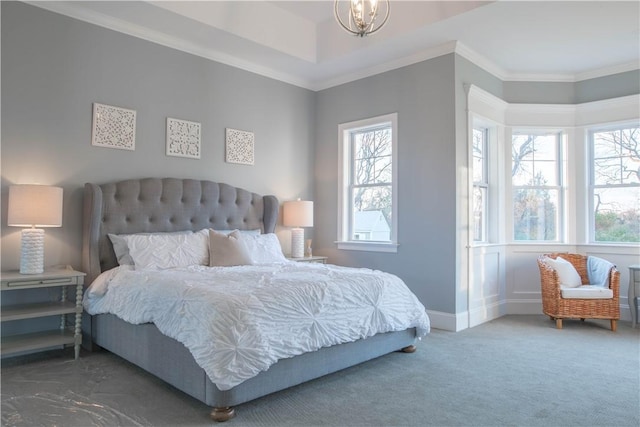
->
xmin=609 ymin=267 xmax=620 ymax=298
xmin=537 ymin=257 xmax=561 ymax=300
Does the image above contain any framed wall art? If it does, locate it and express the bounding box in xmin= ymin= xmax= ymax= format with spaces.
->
xmin=166 ymin=117 xmax=201 ymax=159
xmin=225 ymin=128 xmax=254 ymax=165
xmin=91 ymin=103 xmax=136 ymax=151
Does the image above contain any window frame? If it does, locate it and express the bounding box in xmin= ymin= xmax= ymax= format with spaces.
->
xmin=337 ymin=113 xmax=398 ymax=253
xmin=472 ymin=126 xmax=489 ymax=243
xmin=588 ymin=121 xmax=640 ymax=244
xmin=510 ymin=129 xmax=565 ymax=243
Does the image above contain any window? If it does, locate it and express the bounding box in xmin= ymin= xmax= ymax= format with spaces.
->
xmin=472 ymin=127 xmax=488 ymax=242
xmin=590 ymin=124 xmax=640 ymax=243
xmin=511 ymin=131 xmax=563 ymax=241
xmin=338 ymin=113 xmax=398 ymax=252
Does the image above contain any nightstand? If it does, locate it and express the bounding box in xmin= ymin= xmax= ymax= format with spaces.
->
xmin=629 ymin=264 xmax=640 ymax=328
xmin=287 ymin=256 xmax=328 ymax=264
xmin=1 ymin=266 xmax=85 ymax=359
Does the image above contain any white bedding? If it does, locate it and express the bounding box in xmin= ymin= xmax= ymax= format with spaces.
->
xmin=83 ymin=262 xmax=430 ymax=390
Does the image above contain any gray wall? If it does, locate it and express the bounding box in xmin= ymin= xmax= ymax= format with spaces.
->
xmin=315 ymin=55 xmax=458 ymax=313
xmin=1 ymin=2 xmax=315 ymax=271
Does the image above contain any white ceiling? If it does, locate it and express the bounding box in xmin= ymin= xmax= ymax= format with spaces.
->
xmin=29 ymin=1 xmax=640 ymax=91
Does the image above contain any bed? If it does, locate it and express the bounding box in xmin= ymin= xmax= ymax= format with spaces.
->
xmin=81 ymin=177 xmax=429 ymax=421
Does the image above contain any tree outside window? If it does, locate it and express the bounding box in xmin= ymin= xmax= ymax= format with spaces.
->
xmin=591 ymin=126 xmax=640 ymax=243
xmin=511 ymin=132 xmax=561 ymax=241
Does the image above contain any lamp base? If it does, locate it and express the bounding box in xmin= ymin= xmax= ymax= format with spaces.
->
xmin=290 ymin=228 xmax=304 ymax=258
xmin=20 ymin=228 xmax=45 ymax=274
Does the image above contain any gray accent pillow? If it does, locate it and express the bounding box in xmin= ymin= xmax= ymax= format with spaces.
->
xmin=209 ymin=229 xmax=253 ymax=267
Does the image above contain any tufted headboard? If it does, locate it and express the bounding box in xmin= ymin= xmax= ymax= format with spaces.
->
xmin=82 ymin=178 xmax=278 ymax=284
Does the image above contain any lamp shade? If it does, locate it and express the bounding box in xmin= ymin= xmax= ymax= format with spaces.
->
xmin=283 ymin=200 xmax=313 ymax=228
xmin=8 ymin=185 xmax=63 ymax=227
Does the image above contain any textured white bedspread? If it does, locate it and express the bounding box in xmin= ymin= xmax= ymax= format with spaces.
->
xmin=83 ymin=262 xmax=430 ymax=390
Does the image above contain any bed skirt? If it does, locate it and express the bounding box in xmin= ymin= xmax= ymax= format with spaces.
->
xmin=92 ymin=313 xmax=417 ymax=408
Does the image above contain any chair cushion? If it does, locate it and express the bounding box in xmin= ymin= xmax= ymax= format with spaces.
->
xmin=560 ymin=285 xmax=613 ymax=299
xmin=543 ymin=256 xmax=582 ymax=288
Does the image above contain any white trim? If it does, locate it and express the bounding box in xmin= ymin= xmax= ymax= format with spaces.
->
xmin=337 ymin=113 xmax=398 ymax=253
xmin=335 ymin=241 xmax=398 ymax=253
xmin=574 ymin=61 xmax=640 ymax=83
xmin=506 ymin=60 xmax=639 ymax=83
xmin=575 ymin=94 xmax=640 ymax=126
xmin=468 ymin=301 xmax=507 ymax=328
xmin=506 ymin=104 xmax=577 ymax=127
xmin=466 ymin=85 xmax=508 ymax=125
xmin=455 ymin=42 xmax=509 ymax=82
xmin=426 ymin=309 xmax=467 ymax=332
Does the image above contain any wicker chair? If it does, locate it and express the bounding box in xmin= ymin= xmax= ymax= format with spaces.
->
xmin=537 ymin=253 xmax=620 ymax=331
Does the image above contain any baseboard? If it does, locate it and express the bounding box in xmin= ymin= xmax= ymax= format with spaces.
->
xmin=426 ymin=309 xmax=468 ymax=332
xmin=468 ymin=301 xmax=507 ymax=328
xmin=429 ymin=301 xmax=633 ymax=332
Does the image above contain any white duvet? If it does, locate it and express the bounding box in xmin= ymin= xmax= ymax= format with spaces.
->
xmin=83 ymin=262 xmax=430 ymax=390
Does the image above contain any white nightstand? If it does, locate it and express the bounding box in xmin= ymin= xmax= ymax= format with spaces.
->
xmin=287 ymin=256 xmax=328 ymax=264
xmin=1 ymin=266 xmax=85 ymax=359
xmin=629 ymin=264 xmax=640 ymax=328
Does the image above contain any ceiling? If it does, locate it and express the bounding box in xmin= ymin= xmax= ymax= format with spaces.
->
xmin=29 ymin=1 xmax=640 ymax=91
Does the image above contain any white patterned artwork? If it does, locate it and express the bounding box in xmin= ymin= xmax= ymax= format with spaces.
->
xmin=91 ymin=103 xmax=136 ymax=150
xmin=225 ymin=128 xmax=255 ymax=165
xmin=166 ymin=117 xmax=201 ymax=159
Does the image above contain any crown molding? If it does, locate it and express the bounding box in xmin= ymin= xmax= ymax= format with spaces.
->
xmin=310 ymin=41 xmax=459 ymax=91
xmin=574 ymin=61 xmax=640 ymax=82
xmin=454 ymin=42 xmax=509 ymax=81
xmin=24 ymin=1 xmax=640 ymax=91
xmin=24 ymin=1 xmax=314 ymax=90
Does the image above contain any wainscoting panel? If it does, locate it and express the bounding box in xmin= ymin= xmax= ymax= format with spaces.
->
xmin=469 ymin=246 xmax=506 ymax=327
xmin=506 ymin=245 xmax=577 ymax=315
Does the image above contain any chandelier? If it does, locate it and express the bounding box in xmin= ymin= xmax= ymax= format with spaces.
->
xmin=334 ymin=0 xmax=390 ymax=37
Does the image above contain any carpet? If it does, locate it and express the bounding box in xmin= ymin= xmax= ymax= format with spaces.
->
xmin=2 ymin=315 xmax=638 ymax=426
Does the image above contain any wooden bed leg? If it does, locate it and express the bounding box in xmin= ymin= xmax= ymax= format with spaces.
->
xmin=401 ymin=345 xmax=417 ymax=353
xmin=210 ymin=407 xmax=235 ymax=422
xmin=611 ymin=320 xmax=617 ymax=332
xmin=556 ymin=318 xmax=563 ymax=329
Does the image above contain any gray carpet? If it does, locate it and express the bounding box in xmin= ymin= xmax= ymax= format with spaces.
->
xmin=2 ymin=315 xmax=639 ymax=427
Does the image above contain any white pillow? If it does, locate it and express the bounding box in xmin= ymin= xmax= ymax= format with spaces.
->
xmin=544 ymin=256 xmax=582 ymax=288
xmin=124 ymin=228 xmax=209 ymax=269
xmin=109 ymin=230 xmax=193 ymax=266
xmin=242 ymin=233 xmax=288 ymax=264
xmin=209 ymin=229 xmax=252 ymax=267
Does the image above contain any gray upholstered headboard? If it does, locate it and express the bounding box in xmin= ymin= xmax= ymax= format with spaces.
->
xmin=82 ymin=178 xmax=278 ymax=284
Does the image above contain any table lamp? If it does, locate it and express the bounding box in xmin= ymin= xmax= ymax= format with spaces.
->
xmin=283 ymin=200 xmax=313 ymax=258
xmin=8 ymin=184 xmax=63 ymax=274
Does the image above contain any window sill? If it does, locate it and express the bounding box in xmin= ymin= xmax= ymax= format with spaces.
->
xmin=336 ymin=241 xmax=399 ymax=253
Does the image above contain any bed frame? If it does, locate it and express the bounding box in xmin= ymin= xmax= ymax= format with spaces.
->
xmin=82 ymin=177 xmax=418 ymax=421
